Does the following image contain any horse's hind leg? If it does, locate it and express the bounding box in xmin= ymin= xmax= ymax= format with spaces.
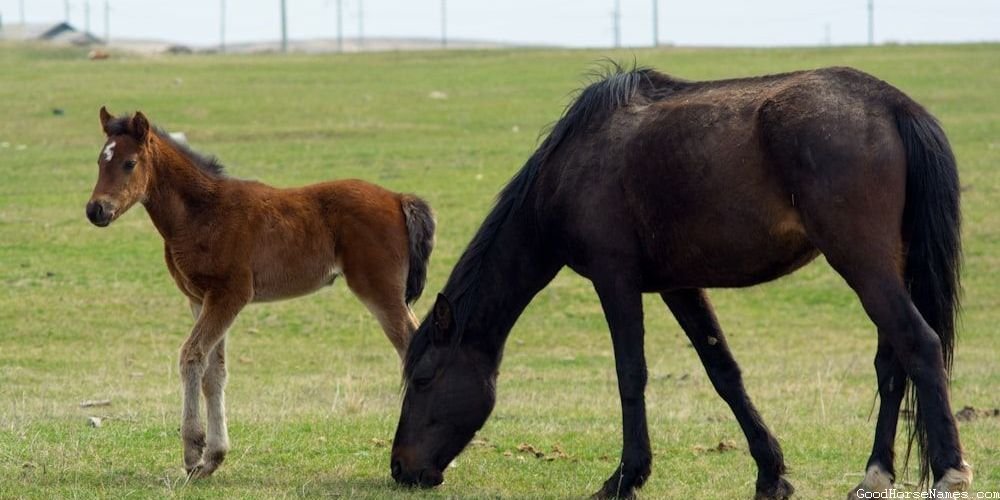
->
xmin=662 ymin=289 xmax=792 ymax=500
xmin=785 ymin=154 xmax=968 ymax=494
xmin=848 ymin=336 xmax=905 ymax=497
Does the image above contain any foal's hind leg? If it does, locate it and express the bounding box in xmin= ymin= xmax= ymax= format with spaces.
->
xmin=342 ymin=265 xmax=418 ymax=360
xmin=662 ymin=289 xmax=792 ymax=500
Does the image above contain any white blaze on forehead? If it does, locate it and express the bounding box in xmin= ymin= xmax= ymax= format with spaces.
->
xmin=103 ymin=141 xmax=117 ymax=162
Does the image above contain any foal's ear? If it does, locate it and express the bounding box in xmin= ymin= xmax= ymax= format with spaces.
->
xmin=130 ymin=111 xmax=150 ymax=142
xmin=99 ymin=106 xmax=113 ymax=135
xmin=432 ymin=293 xmax=454 ymax=345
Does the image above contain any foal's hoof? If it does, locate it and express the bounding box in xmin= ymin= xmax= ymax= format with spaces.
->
xmin=755 ymin=476 xmax=794 ymax=500
xmin=186 ymin=461 xmax=217 ymax=480
xmin=933 ymin=462 xmax=973 ymax=493
xmin=186 ymin=452 xmax=226 ymax=480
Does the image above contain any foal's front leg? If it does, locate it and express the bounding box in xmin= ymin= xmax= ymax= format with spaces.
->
xmin=592 ymin=276 xmax=650 ymax=499
xmin=180 ymin=292 xmax=246 ymax=477
xmin=188 ymin=335 xmax=230 ymax=478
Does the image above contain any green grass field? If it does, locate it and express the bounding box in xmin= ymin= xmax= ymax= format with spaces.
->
xmin=0 ymin=42 xmax=997 ymax=499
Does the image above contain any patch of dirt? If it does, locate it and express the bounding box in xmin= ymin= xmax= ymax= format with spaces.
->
xmin=469 ymin=437 xmax=491 ymax=447
xmin=955 ymin=406 xmax=1000 ymax=422
xmin=514 ymin=442 xmax=571 ymax=461
xmin=693 ymin=440 xmax=738 ymax=454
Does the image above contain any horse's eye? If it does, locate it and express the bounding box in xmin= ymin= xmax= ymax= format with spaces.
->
xmin=123 ymin=160 xmax=137 ymax=171
xmin=412 ymin=374 xmax=434 ymax=390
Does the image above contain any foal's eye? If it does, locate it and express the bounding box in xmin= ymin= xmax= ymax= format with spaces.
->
xmin=123 ymin=160 xmax=137 ymax=171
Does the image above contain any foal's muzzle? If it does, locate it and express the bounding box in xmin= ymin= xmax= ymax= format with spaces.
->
xmin=86 ymin=200 xmax=114 ymax=227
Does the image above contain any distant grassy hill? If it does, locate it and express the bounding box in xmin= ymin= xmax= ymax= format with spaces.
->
xmin=0 ymin=43 xmax=997 ymax=498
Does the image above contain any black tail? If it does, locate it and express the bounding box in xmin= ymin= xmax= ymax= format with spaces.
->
xmin=895 ymin=101 xmax=962 ymax=484
xmin=400 ymin=195 xmax=436 ymax=305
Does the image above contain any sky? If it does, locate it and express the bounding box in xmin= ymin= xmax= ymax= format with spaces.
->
xmin=1 ymin=0 xmax=998 ymax=48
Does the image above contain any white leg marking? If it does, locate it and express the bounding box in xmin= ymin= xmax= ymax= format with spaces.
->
xmin=933 ymin=462 xmax=972 ymax=493
xmin=849 ymin=464 xmax=894 ymax=499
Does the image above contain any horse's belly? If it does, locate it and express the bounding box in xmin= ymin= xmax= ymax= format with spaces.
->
xmin=639 ymin=209 xmax=818 ymax=290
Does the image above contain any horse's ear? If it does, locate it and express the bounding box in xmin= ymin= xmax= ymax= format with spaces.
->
xmin=130 ymin=111 xmax=150 ymax=142
xmin=432 ymin=293 xmax=454 ymax=345
xmin=99 ymin=106 xmax=113 ymax=135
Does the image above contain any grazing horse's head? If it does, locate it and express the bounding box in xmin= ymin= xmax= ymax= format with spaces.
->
xmin=391 ymin=294 xmax=497 ymax=488
xmin=86 ymin=106 xmax=152 ymax=227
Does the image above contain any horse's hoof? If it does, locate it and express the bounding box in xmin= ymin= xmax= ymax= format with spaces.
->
xmin=933 ymin=462 xmax=972 ymax=493
xmin=755 ymin=476 xmax=794 ymax=500
xmin=589 ymin=462 xmax=649 ymax=499
xmin=847 ymin=464 xmax=893 ymax=499
xmin=589 ymin=488 xmax=636 ymax=500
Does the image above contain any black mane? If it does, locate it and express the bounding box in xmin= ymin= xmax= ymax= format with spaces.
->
xmin=404 ymin=63 xmax=659 ymax=376
xmin=105 ymin=114 xmax=226 ymax=178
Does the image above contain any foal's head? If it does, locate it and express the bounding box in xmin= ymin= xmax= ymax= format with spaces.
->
xmin=391 ymin=294 xmax=497 ymax=488
xmin=86 ymin=107 xmax=153 ymax=227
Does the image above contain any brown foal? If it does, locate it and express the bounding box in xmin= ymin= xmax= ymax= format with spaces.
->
xmin=85 ymin=107 xmax=435 ymax=478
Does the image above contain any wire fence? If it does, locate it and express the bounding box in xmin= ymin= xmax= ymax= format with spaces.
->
xmin=2 ymin=0 xmax=998 ymax=51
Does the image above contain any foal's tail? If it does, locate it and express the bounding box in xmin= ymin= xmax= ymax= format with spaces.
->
xmin=400 ymin=195 xmax=436 ymax=305
xmin=894 ymin=101 xmax=962 ymax=484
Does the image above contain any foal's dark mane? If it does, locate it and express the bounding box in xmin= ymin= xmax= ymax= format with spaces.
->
xmin=105 ymin=114 xmax=226 ymax=178
xmin=404 ymin=63 xmax=677 ymax=376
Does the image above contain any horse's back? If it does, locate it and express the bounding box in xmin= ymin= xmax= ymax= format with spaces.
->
xmin=543 ymin=67 xmax=909 ymax=290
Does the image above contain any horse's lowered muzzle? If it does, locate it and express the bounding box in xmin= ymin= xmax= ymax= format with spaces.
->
xmin=391 ymin=459 xmax=443 ymax=488
xmin=86 ymin=200 xmax=114 ymax=227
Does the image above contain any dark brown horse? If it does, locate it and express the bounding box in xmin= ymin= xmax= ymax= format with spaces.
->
xmin=390 ymin=66 xmax=969 ymax=499
xmin=86 ymin=108 xmax=435 ymax=478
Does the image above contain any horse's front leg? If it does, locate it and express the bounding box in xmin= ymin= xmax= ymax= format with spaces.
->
xmin=179 ymin=291 xmax=246 ymax=477
xmin=662 ymin=289 xmax=791 ymax=499
xmin=591 ymin=275 xmax=650 ymax=499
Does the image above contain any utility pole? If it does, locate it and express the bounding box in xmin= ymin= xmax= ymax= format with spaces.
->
xmin=652 ymin=0 xmax=659 ymax=47
xmin=867 ymin=0 xmax=874 ymax=45
xmin=280 ymin=0 xmax=288 ymax=52
xmin=64 ymin=0 xmax=70 ymax=23
xmin=440 ymin=0 xmax=447 ymax=48
xmin=19 ymin=0 xmax=25 ymax=25
xmin=358 ymin=0 xmax=364 ymax=50
xmin=336 ymin=0 xmax=343 ymax=52
xmin=612 ymin=0 xmax=621 ymax=48
xmin=84 ymin=1 xmax=90 ymax=34
xmin=103 ymin=0 xmax=109 ymax=43
xmin=220 ymin=0 xmax=226 ymax=52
